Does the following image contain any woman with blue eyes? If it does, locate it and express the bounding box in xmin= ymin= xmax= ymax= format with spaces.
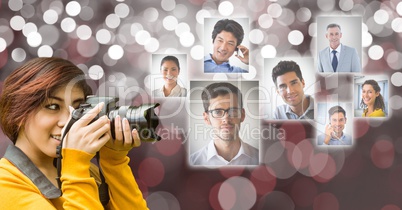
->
xmin=360 ymin=79 xmax=386 ymax=117
xmin=0 ymin=57 xmax=148 ymax=209
xmin=153 ymin=55 xmax=187 ymax=97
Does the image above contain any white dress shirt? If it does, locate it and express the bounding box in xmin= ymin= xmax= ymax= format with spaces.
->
xmin=190 ymin=139 xmax=259 ymax=166
xmin=153 ymin=84 xmax=187 ymax=97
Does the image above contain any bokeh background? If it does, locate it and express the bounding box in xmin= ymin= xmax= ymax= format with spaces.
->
xmin=1 ymin=0 xmax=402 ymax=209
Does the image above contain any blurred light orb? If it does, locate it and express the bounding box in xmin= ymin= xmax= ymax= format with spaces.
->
xmin=368 ymin=45 xmax=384 ymax=60
xmin=37 ymin=45 xmax=53 ymax=57
xmin=339 ymin=0 xmax=354 ymax=11
xmin=261 ymin=45 xmax=277 ymax=58
xmin=179 ymin=31 xmax=195 ymax=47
xmin=77 ymin=37 xmax=99 ymax=57
xmin=10 ymin=16 xmax=25 ymax=31
xmin=391 ymin=72 xmax=402 ymax=87
xmin=161 ymin=0 xmax=176 ymax=11
xmin=374 ymin=10 xmax=389 ymax=25
xmin=163 ymin=16 xmax=178 ymax=31
xmin=173 ymin=4 xmax=188 ymax=19
xmin=61 ymin=17 xmax=76 ymax=33
xmin=267 ymin=3 xmax=282 ymax=18
xmin=103 ymin=53 xmax=118 ymax=67
xmin=144 ymin=8 xmax=159 ymax=22
xmin=175 ymin=22 xmax=190 ymax=37
xmin=49 ymin=1 xmax=64 ymax=15
xmin=147 ymin=191 xmax=180 ymax=210
xmin=76 ymin=25 xmax=92 ymax=40
xmin=105 ymin=14 xmax=121 ymax=29
xmin=278 ymin=8 xmax=296 ymax=26
xmin=317 ymin=0 xmax=335 ymax=11
xmin=196 ymin=9 xmax=211 ymax=24
xmin=190 ymin=45 xmax=204 ymax=60
xmin=135 ymin=30 xmax=151 ymax=45
xmin=362 ymin=32 xmax=373 ymax=47
xmin=390 ymin=95 xmax=402 ymax=110
xmin=218 ymin=1 xmax=234 ymax=16
xmin=115 ymin=3 xmax=130 ymax=18
xmin=43 ymin=9 xmax=58 ymax=24
xmin=130 ymin=23 xmax=144 ymax=36
xmin=21 ymin=4 xmax=35 ymax=19
xmin=96 ymin=29 xmax=112 ymax=44
xmin=66 ymin=1 xmax=81 ymax=17
xmin=362 ymin=23 xmax=368 ymax=32
xmin=249 ymin=29 xmax=264 ymax=44
xmin=398 ymin=2 xmax=402 ymax=16
xmin=80 ymin=6 xmax=94 ymax=21
xmin=288 ymin=30 xmax=304 ymax=45
xmin=296 ymin=7 xmax=311 ymax=22
xmin=218 ymin=176 xmax=257 ymax=209
xmin=386 ymin=51 xmax=402 ymax=70
xmin=144 ymin=37 xmax=160 ymax=53
xmin=258 ymin=14 xmax=273 ymax=29
xmin=391 ymin=18 xmax=402 ymax=33
xmin=0 ymin=38 xmax=6 ymax=52
xmin=108 ymin=45 xmax=124 ymax=60
xmin=11 ymin=48 xmax=26 ymax=62
xmin=9 ymin=0 xmax=23 ymax=11
xmin=27 ymin=32 xmax=42 ymax=47
xmin=22 ymin=22 xmax=38 ymax=37
xmin=39 ymin=25 xmax=60 ymax=46
xmin=88 ymin=65 xmax=105 ymax=80
xmin=308 ymin=23 xmax=317 ymax=37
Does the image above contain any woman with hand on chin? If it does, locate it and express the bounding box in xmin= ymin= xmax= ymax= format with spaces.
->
xmin=360 ymin=79 xmax=386 ymax=117
xmin=153 ymin=55 xmax=187 ymax=97
xmin=0 ymin=57 xmax=148 ymax=209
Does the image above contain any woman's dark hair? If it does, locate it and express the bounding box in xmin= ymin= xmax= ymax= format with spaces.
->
xmin=360 ymin=80 xmax=385 ymax=111
xmin=160 ymin=55 xmax=180 ymax=71
xmin=0 ymin=57 xmax=92 ymax=143
xmin=211 ymin=19 xmax=244 ymax=46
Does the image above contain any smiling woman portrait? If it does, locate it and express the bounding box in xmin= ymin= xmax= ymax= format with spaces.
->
xmin=153 ymin=55 xmax=187 ymax=97
xmin=0 ymin=57 xmax=148 ymax=209
xmin=360 ymin=79 xmax=386 ymax=117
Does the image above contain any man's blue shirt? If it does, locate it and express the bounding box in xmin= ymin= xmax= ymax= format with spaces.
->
xmin=204 ymin=54 xmax=248 ymax=73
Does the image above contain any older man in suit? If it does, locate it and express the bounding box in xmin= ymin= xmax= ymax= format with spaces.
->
xmin=318 ymin=23 xmax=361 ymax=73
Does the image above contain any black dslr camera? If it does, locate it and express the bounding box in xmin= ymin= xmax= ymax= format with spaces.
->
xmin=71 ymin=96 xmax=161 ymax=142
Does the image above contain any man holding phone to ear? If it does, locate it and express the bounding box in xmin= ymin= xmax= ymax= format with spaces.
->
xmin=204 ymin=19 xmax=249 ymax=73
xmin=317 ymin=105 xmax=352 ymax=145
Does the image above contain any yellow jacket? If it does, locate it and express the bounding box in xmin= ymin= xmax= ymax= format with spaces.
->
xmin=0 ymin=145 xmax=148 ymax=209
xmin=362 ymin=108 xmax=386 ymax=117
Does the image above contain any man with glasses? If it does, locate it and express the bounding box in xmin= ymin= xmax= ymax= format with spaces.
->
xmin=317 ymin=105 xmax=352 ymax=145
xmin=190 ymin=82 xmax=258 ymax=165
xmin=272 ymin=60 xmax=314 ymax=120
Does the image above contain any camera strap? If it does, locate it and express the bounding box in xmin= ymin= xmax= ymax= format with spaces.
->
xmin=56 ymin=118 xmax=110 ymax=207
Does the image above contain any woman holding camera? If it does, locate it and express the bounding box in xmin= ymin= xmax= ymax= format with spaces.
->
xmin=0 ymin=57 xmax=148 ymax=209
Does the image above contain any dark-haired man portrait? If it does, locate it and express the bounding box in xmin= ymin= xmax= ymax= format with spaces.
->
xmin=271 ymin=60 xmax=314 ymax=120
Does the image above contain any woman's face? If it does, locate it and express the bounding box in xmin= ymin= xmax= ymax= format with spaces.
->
xmin=161 ymin=60 xmax=179 ymax=86
xmin=362 ymin=84 xmax=379 ymax=106
xmin=17 ymin=85 xmax=85 ymax=158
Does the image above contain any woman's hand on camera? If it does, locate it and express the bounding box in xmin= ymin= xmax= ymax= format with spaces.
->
xmin=105 ymin=115 xmax=141 ymax=151
xmin=62 ymin=102 xmax=111 ymax=155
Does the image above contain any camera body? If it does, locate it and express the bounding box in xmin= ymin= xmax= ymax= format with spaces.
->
xmin=72 ymin=96 xmax=161 ymax=142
